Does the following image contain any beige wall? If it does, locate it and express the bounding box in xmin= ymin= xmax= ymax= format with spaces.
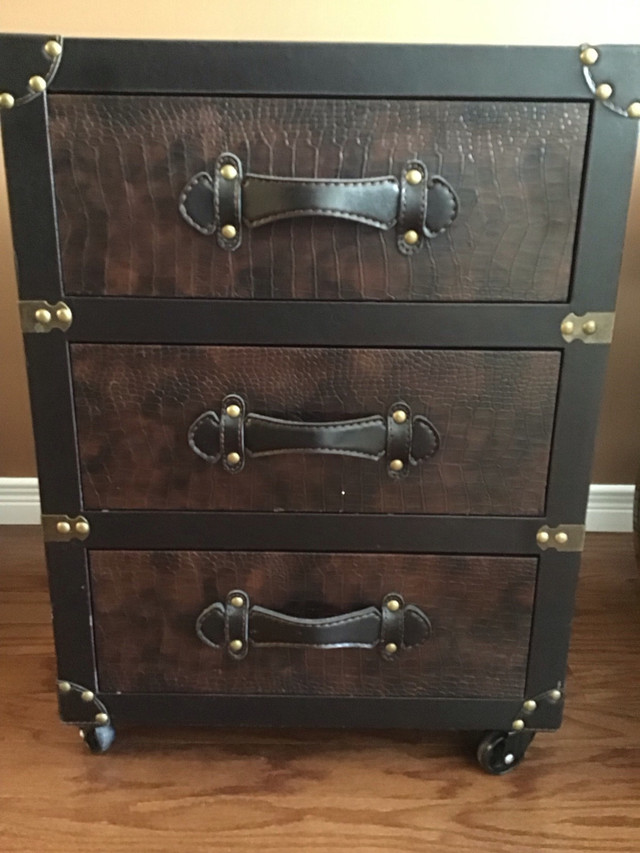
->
xmin=1 ymin=1 xmax=640 ymax=480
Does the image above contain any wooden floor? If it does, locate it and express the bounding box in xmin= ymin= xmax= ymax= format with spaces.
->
xmin=1 ymin=528 xmax=639 ymax=852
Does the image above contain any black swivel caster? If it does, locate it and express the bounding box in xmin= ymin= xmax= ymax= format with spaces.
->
xmin=477 ymin=729 xmax=536 ymax=775
xmin=79 ymin=724 xmax=116 ymax=754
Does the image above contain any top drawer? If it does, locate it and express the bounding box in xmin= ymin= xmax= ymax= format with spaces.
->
xmin=48 ymin=95 xmax=588 ymax=301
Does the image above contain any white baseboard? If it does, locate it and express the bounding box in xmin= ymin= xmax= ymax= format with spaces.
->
xmin=0 ymin=477 xmax=41 ymax=525
xmin=584 ymin=484 xmax=635 ymax=532
xmin=0 ymin=478 xmax=635 ymax=532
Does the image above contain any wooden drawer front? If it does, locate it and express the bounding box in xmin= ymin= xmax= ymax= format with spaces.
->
xmin=71 ymin=345 xmax=560 ymax=515
xmin=49 ymin=95 xmax=587 ymax=301
xmin=90 ymin=551 xmax=536 ymax=698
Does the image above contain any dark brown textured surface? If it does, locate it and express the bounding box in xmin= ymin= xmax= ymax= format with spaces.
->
xmin=89 ymin=550 xmax=536 ymax=697
xmin=71 ymin=345 xmax=560 ymax=514
xmin=48 ymin=95 xmax=588 ymax=301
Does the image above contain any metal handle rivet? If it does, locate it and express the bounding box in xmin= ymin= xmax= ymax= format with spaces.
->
xmin=561 ymin=320 xmax=574 ymax=336
xmin=385 ymin=642 xmax=398 ymax=654
xmin=536 ymin=530 xmax=549 ymax=544
xmin=44 ymin=40 xmax=63 ymax=58
xmin=523 ymin=699 xmax=537 ymax=712
xmin=75 ymin=520 xmax=90 ymax=535
xmin=226 ymin=404 xmax=241 ymax=418
xmin=230 ymin=595 xmax=244 ymax=608
xmin=596 ymin=83 xmax=613 ymax=101
xmin=56 ymin=521 xmax=71 ymax=534
xmin=58 ymin=681 xmax=71 ymax=693
xmin=579 ymin=46 xmax=599 ymax=66
xmin=555 ymin=531 xmax=569 ymax=545
xmin=29 ymin=75 xmax=47 ymax=93
xmin=229 ymin=639 xmax=243 ymax=652
xmin=34 ymin=308 xmax=51 ymax=325
xmin=95 ymin=713 xmax=109 ymax=725
xmin=389 ymin=459 xmax=404 ymax=472
xmin=220 ymin=164 xmax=238 ymax=181
xmin=386 ymin=598 xmax=401 ymax=612
xmin=403 ymin=229 xmax=419 ymax=246
xmin=0 ymin=92 xmax=15 ymax=110
xmin=405 ymin=168 xmax=423 ymax=185
xmin=582 ymin=320 xmax=597 ymax=335
xmin=512 ymin=719 xmax=525 ymax=731
xmin=226 ymin=452 xmax=241 ymax=466
xmin=221 ymin=224 xmax=237 ymax=240
xmin=81 ymin=690 xmax=95 ymax=703
xmin=392 ymin=410 xmax=407 ymax=424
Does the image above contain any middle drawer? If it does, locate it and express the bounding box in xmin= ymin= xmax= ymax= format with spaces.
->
xmin=71 ymin=344 xmax=560 ymax=515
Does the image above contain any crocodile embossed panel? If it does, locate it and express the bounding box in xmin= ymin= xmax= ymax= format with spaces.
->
xmin=71 ymin=345 xmax=561 ymax=514
xmin=48 ymin=95 xmax=588 ymax=301
xmin=90 ymin=551 xmax=537 ymax=697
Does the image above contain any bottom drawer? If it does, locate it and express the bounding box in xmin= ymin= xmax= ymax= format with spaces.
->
xmin=89 ymin=551 xmax=537 ymax=699
xmin=89 ymin=551 xmax=538 ymax=698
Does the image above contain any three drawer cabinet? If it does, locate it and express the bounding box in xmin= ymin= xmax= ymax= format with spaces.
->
xmin=2 ymin=35 xmax=638 ymax=773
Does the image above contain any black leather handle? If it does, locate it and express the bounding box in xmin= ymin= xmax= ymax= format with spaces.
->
xmin=188 ymin=395 xmax=439 ymax=478
xmin=179 ymin=152 xmax=458 ymax=255
xmin=196 ymin=590 xmax=432 ymax=660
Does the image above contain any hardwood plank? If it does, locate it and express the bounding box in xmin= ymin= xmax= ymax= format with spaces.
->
xmin=0 ymin=527 xmax=639 ymax=853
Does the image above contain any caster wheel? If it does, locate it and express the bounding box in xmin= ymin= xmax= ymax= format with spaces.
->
xmin=79 ymin=724 xmax=116 ymax=754
xmin=477 ymin=729 xmax=535 ymax=775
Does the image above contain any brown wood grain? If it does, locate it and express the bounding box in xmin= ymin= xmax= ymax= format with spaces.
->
xmin=1 ymin=527 xmax=640 ymax=853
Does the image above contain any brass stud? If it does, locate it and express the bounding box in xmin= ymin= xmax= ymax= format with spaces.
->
xmin=0 ymin=92 xmax=15 ymax=110
xmin=44 ymin=40 xmax=63 ymax=58
xmin=385 ymin=642 xmax=398 ymax=654
xmin=229 ymin=639 xmax=243 ymax=652
xmin=34 ymin=308 xmax=51 ymax=325
xmin=226 ymin=404 xmax=241 ymax=418
xmin=561 ymin=320 xmax=574 ymax=336
xmin=582 ymin=320 xmax=597 ymax=335
xmin=389 ymin=459 xmax=404 ymax=472
xmin=627 ymin=102 xmax=640 ymax=118
xmin=392 ymin=409 xmax=407 ymax=424
xmin=230 ymin=595 xmax=245 ymax=608
xmin=555 ymin=531 xmax=569 ymax=545
xmin=403 ymin=229 xmax=419 ymax=246
xmin=95 ymin=712 xmax=109 ymax=725
xmin=56 ymin=306 xmax=72 ymax=324
xmin=58 ymin=680 xmax=71 ymax=693
xmin=220 ymin=163 xmax=238 ymax=181
xmin=221 ymin=224 xmax=237 ymax=240
xmin=405 ymin=168 xmax=423 ymax=185
xmin=226 ymin=452 xmax=241 ymax=466
xmin=512 ymin=719 xmax=525 ymax=731
xmin=386 ymin=598 xmax=401 ymax=612
xmin=523 ymin=699 xmax=537 ymax=712
xmin=536 ymin=530 xmax=549 ymax=544
xmin=56 ymin=521 xmax=71 ymax=534
xmin=595 ymin=83 xmax=613 ymax=101
xmin=29 ymin=75 xmax=47 ymax=93
xmin=579 ymin=46 xmax=599 ymax=66
xmin=549 ymin=689 xmax=562 ymax=702
xmin=81 ymin=690 xmax=95 ymax=703
xmin=75 ymin=520 xmax=90 ymax=535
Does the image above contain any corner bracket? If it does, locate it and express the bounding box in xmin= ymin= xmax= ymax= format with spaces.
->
xmin=536 ymin=524 xmax=585 ymax=552
xmin=561 ymin=311 xmax=614 ymax=344
xmin=510 ymin=686 xmax=564 ymax=731
xmin=579 ymin=44 xmax=640 ymax=118
xmin=19 ymin=300 xmax=72 ymax=334
xmin=42 ymin=515 xmax=90 ymax=542
xmin=57 ymin=680 xmax=110 ymax=726
xmin=0 ymin=34 xmax=64 ymax=111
